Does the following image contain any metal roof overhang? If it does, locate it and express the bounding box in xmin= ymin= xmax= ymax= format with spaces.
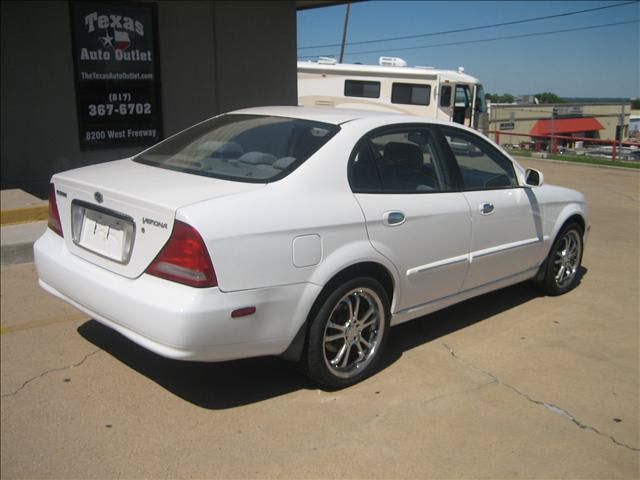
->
xmin=530 ymin=117 xmax=605 ymax=136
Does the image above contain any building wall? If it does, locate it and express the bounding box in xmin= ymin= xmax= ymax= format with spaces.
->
xmin=214 ymin=1 xmax=297 ymax=113
xmin=0 ymin=0 xmax=297 ymax=197
xmin=157 ymin=1 xmax=218 ymax=137
xmin=488 ymin=103 xmax=630 ymax=145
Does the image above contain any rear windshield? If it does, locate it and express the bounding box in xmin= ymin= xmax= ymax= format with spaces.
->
xmin=134 ymin=114 xmax=340 ymax=183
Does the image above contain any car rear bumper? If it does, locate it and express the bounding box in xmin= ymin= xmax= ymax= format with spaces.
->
xmin=34 ymin=230 xmax=321 ymax=362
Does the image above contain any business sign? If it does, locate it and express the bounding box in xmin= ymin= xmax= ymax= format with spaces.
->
xmin=499 ymin=122 xmax=515 ymax=131
xmin=553 ymin=106 xmax=583 ymax=117
xmin=70 ymin=2 xmax=162 ymax=150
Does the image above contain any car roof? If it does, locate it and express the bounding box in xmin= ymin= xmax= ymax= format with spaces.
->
xmin=231 ymin=106 xmax=400 ymax=125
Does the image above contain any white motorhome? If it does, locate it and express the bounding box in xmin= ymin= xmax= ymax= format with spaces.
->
xmin=298 ymin=56 xmax=488 ymax=131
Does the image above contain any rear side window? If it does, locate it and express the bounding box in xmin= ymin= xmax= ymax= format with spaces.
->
xmin=440 ymin=127 xmax=517 ymax=190
xmin=350 ymin=127 xmax=451 ymax=193
xmin=391 ymin=83 xmax=431 ymax=106
xmin=134 ymin=114 xmax=339 ymax=183
xmin=345 ymin=80 xmax=380 ymax=98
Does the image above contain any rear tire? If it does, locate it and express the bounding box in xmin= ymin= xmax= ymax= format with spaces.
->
xmin=536 ymin=223 xmax=584 ymax=296
xmin=305 ymin=277 xmax=390 ymax=389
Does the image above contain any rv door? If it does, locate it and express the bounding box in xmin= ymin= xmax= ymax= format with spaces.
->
xmin=453 ymin=84 xmax=472 ymax=127
xmin=437 ymin=83 xmax=453 ymax=121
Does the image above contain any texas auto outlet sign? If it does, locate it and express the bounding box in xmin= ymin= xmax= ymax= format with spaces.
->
xmin=70 ymin=2 xmax=162 ymax=150
xmin=80 ymin=11 xmax=152 ymax=62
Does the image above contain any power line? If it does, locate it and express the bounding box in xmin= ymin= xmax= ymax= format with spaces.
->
xmin=298 ymin=1 xmax=638 ymax=50
xmin=298 ymin=19 xmax=639 ymax=59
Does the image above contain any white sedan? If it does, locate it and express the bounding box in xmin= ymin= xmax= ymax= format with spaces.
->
xmin=35 ymin=107 xmax=589 ymax=388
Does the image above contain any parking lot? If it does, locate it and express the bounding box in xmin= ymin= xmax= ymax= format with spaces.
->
xmin=1 ymin=158 xmax=638 ymax=478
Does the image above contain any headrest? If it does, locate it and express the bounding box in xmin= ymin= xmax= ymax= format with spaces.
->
xmin=198 ymin=141 xmax=243 ymax=159
xmin=382 ymin=142 xmax=422 ymax=169
xmin=238 ymin=151 xmax=277 ymax=165
xmin=273 ymin=156 xmax=296 ymax=170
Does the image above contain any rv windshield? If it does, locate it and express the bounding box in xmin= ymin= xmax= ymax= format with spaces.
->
xmin=134 ymin=114 xmax=339 ymax=183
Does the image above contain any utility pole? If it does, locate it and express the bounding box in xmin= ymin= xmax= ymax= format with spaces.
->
xmin=615 ymin=102 xmax=625 ymax=161
xmin=550 ymin=106 xmax=555 ymax=155
xmin=619 ymin=103 xmax=625 ymax=142
xmin=339 ymin=1 xmax=350 ymax=63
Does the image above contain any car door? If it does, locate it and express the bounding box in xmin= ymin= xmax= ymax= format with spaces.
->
xmin=437 ymin=126 xmax=543 ymax=291
xmin=349 ymin=124 xmax=472 ymax=312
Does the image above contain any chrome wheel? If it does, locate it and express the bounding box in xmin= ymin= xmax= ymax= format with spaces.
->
xmin=322 ymin=287 xmax=385 ymax=379
xmin=553 ymin=229 xmax=582 ymax=289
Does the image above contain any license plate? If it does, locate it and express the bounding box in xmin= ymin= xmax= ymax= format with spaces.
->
xmin=71 ymin=202 xmax=135 ymax=263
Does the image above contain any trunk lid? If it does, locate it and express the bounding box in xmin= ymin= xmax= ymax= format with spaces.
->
xmin=52 ymin=158 xmax=263 ymax=279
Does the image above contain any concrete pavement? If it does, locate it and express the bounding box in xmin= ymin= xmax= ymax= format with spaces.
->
xmin=1 ymin=189 xmax=47 ymax=265
xmin=1 ymin=159 xmax=638 ymax=478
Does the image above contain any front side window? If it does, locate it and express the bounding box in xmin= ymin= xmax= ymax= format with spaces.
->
xmin=440 ymin=127 xmax=517 ymax=190
xmin=391 ymin=83 xmax=431 ymax=106
xmin=344 ymin=80 xmax=381 ymax=98
xmin=350 ymin=127 xmax=450 ymax=193
xmin=134 ymin=114 xmax=339 ymax=183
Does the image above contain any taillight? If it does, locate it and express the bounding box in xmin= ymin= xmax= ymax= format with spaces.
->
xmin=146 ymin=220 xmax=217 ymax=288
xmin=48 ymin=183 xmax=63 ymax=237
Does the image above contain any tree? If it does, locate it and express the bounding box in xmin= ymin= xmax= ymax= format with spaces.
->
xmin=535 ymin=92 xmax=566 ymax=104
xmin=501 ymin=93 xmax=515 ymax=103
xmin=631 ymin=98 xmax=640 ymax=109
xmin=485 ymin=93 xmax=515 ymax=103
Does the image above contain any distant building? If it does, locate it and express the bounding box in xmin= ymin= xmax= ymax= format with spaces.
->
xmin=630 ymin=111 xmax=640 ymax=140
xmin=488 ymin=102 xmax=632 ymax=149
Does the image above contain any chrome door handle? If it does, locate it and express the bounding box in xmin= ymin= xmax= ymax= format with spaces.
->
xmin=479 ymin=203 xmax=495 ymax=215
xmin=383 ymin=211 xmax=406 ymax=226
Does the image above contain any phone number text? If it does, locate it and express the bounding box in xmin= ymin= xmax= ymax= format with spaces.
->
xmin=88 ymin=103 xmax=152 ymax=116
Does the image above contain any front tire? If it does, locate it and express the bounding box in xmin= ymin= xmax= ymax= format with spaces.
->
xmin=536 ymin=223 xmax=584 ymax=296
xmin=305 ymin=277 xmax=390 ymax=389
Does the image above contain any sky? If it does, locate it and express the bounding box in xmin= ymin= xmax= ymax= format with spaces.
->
xmin=297 ymin=1 xmax=639 ymax=98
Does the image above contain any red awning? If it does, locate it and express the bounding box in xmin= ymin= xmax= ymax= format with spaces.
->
xmin=530 ymin=117 xmax=604 ymax=136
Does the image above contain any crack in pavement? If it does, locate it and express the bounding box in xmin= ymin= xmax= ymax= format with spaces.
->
xmin=310 ymin=379 xmax=501 ymax=456
xmin=441 ymin=342 xmax=639 ymax=452
xmin=421 ymin=379 xmax=498 ymax=407
xmin=1 ymin=349 xmax=101 ymax=398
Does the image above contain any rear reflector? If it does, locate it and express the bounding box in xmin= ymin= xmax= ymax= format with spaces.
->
xmin=146 ymin=220 xmax=217 ymax=288
xmin=48 ymin=184 xmax=63 ymax=237
xmin=231 ymin=307 xmax=256 ymax=318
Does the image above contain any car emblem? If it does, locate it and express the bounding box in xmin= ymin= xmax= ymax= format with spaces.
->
xmin=94 ymin=191 xmax=104 ymax=203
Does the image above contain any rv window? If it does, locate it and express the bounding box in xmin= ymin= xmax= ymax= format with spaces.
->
xmin=455 ymin=85 xmax=471 ymax=107
xmin=344 ymin=80 xmax=380 ymax=98
xmin=391 ymin=83 xmax=431 ymax=106
xmin=440 ymin=85 xmax=452 ymax=107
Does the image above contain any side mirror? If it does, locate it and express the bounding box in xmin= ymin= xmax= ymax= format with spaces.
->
xmin=525 ymin=168 xmax=544 ymax=187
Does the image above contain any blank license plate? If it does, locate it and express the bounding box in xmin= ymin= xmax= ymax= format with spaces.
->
xmin=72 ymin=204 xmax=134 ymax=263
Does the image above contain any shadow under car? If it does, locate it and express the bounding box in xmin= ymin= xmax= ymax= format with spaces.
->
xmin=78 ymin=267 xmax=586 ymax=409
